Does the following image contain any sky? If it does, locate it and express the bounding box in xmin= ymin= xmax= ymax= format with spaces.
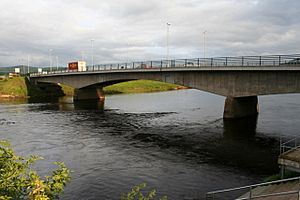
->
xmin=0 ymin=0 xmax=299 ymax=67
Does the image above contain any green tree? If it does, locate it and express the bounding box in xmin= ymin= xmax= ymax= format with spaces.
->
xmin=0 ymin=140 xmax=70 ymax=200
xmin=121 ymin=183 xmax=168 ymax=200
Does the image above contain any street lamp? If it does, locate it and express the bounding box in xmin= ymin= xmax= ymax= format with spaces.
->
xmin=49 ymin=49 xmax=53 ymax=72
xmin=91 ymin=39 xmax=95 ymax=70
xmin=81 ymin=51 xmax=85 ymax=61
xmin=56 ymin=56 xmax=59 ymax=70
xmin=203 ymin=30 xmax=207 ymax=59
xmin=18 ymin=58 xmax=25 ymax=75
xmin=27 ymin=55 xmax=30 ymax=74
xmin=127 ymin=42 xmax=130 ymax=64
xmin=166 ymin=22 xmax=171 ymax=66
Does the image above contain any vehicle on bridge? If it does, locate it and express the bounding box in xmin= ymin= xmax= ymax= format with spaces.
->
xmin=68 ymin=61 xmax=87 ymax=71
xmin=141 ymin=64 xmax=151 ymax=69
xmin=184 ymin=62 xmax=194 ymax=67
xmin=287 ymin=58 xmax=300 ymax=64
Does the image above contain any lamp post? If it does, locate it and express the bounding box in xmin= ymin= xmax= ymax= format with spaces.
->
xmin=203 ymin=30 xmax=207 ymax=59
xmin=166 ymin=22 xmax=171 ymax=67
xmin=56 ymin=56 xmax=59 ymax=70
xmin=81 ymin=51 xmax=84 ymax=61
xmin=49 ymin=49 xmax=53 ymax=72
xmin=127 ymin=42 xmax=129 ymax=64
xmin=18 ymin=58 xmax=25 ymax=75
xmin=91 ymin=39 xmax=94 ymax=70
xmin=27 ymin=55 xmax=30 ymax=74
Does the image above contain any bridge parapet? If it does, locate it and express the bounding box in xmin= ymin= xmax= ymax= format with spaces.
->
xmin=30 ymin=54 xmax=300 ymax=77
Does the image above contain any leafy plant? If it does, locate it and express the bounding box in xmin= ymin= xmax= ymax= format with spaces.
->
xmin=121 ymin=183 xmax=168 ymax=200
xmin=0 ymin=140 xmax=70 ymax=200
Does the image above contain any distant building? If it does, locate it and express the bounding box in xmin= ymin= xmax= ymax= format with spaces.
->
xmin=14 ymin=68 xmax=20 ymax=74
xmin=7 ymin=68 xmax=21 ymax=78
xmin=9 ymin=73 xmax=20 ymax=78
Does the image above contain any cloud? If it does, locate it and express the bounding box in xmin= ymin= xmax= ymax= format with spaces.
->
xmin=0 ymin=0 xmax=299 ymax=67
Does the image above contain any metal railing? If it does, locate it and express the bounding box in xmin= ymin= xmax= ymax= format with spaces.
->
xmin=30 ymin=54 xmax=300 ymax=77
xmin=280 ymin=135 xmax=300 ymax=155
xmin=206 ymin=176 xmax=300 ymax=200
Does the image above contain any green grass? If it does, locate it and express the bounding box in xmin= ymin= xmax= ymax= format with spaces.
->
xmin=0 ymin=77 xmax=66 ymax=98
xmin=104 ymin=80 xmax=186 ymax=95
xmin=0 ymin=77 xmax=28 ymax=97
xmin=60 ymin=84 xmax=74 ymax=96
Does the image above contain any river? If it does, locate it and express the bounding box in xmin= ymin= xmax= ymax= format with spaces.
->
xmin=1 ymin=89 xmax=300 ymax=199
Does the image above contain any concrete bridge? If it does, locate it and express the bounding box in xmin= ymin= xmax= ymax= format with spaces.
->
xmin=30 ymin=54 xmax=300 ymax=119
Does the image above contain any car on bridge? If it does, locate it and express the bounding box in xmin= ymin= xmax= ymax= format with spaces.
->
xmin=287 ymin=58 xmax=300 ymax=65
xmin=184 ymin=62 xmax=194 ymax=67
xmin=141 ymin=64 xmax=151 ymax=69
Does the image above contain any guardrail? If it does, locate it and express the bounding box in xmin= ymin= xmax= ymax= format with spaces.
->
xmin=280 ymin=135 xmax=300 ymax=155
xmin=206 ymin=176 xmax=300 ymax=200
xmin=30 ymin=54 xmax=300 ymax=77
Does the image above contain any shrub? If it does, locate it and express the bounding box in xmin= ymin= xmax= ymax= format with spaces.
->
xmin=121 ymin=183 xmax=168 ymax=200
xmin=0 ymin=140 xmax=70 ymax=200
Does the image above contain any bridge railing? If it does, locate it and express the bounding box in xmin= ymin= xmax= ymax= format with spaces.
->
xmin=280 ymin=134 xmax=300 ymax=155
xmin=30 ymin=54 xmax=300 ymax=76
xmin=206 ymin=176 xmax=300 ymax=200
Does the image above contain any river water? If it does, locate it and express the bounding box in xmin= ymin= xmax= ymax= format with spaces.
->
xmin=1 ymin=89 xmax=300 ymax=199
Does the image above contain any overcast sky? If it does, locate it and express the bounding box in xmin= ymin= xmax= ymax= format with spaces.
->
xmin=0 ymin=0 xmax=299 ymax=67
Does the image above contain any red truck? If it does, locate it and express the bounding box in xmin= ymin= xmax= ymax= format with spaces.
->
xmin=68 ymin=61 xmax=86 ymax=71
xmin=68 ymin=62 xmax=79 ymax=70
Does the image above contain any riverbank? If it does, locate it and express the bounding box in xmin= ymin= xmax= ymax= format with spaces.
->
xmin=103 ymin=80 xmax=187 ymax=95
xmin=0 ymin=77 xmax=28 ymax=98
xmin=0 ymin=76 xmax=65 ymax=99
xmin=0 ymin=77 xmax=187 ymax=99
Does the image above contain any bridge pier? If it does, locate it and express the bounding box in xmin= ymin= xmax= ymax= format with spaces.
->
xmin=74 ymin=87 xmax=105 ymax=101
xmin=223 ymin=96 xmax=258 ymax=119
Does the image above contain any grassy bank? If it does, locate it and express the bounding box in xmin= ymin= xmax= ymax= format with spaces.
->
xmin=0 ymin=76 xmax=65 ymax=98
xmin=59 ymin=84 xmax=74 ymax=96
xmin=0 ymin=77 xmax=28 ymax=98
xmin=104 ymin=80 xmax=187 ymax=95
xmin=0 ymin=77 xmax=187 ymax=98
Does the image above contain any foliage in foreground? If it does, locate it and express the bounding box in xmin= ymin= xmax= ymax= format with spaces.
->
xmin=121 ymin=183 xmax=168 ymax=200
xmin=0 ymin=140 xmax=71 ymax=200
xmin=0 ymin=140 xmax=167 ymax=200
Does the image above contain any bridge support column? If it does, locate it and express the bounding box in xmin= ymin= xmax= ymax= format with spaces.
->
xmin=223 ymin=96 xmax=258 ymax=119
xmin=74 ymin=88 xmax=105 ymax=101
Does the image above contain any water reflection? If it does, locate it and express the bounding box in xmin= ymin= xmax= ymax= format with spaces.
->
xmin=0 ymin=98 xmax=28 ymax=104
xmin=58 ymin=96 xmax=104 ymax=111
xmin=28 ymin=96 xmax=62 ymax=104
xmin=223 ymin=115 xmax=258 ymax=139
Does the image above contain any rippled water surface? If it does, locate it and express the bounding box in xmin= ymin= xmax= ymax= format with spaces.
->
xmin=1 ymin=89 xmax=300 ymax=199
